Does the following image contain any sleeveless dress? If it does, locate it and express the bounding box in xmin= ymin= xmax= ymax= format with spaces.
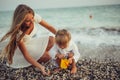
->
xmin=9 ymin=14 xmax=49 ymax=68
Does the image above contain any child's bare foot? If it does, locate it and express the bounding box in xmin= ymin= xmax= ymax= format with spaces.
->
xmin=70 ymin=66 xmax=77 ymax=74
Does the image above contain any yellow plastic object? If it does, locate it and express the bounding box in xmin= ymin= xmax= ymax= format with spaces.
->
xmin=60 ymin=58 xmax=69 ymax=69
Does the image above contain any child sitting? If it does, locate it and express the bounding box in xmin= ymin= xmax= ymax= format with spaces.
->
xmin=50 ymin=29 xmax=80 ymax=74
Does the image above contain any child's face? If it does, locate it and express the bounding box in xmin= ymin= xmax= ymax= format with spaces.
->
xmin=58 ymin=42 xmax=69 ymax=49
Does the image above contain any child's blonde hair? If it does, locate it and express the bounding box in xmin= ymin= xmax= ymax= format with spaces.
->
xmin=55 ymin=29 xmax=71 ymax=45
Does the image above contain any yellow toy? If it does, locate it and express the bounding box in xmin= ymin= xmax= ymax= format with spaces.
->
xmin=60 ymin=58 xmax=69 ymax=69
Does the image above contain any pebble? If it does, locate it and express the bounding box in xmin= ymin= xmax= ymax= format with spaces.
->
xmin=0 ymin=58 xmax=120 ymax=80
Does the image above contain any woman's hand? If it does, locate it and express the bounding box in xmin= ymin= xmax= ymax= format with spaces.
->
xmin=40 ymin=65 xmax=50 ymax=76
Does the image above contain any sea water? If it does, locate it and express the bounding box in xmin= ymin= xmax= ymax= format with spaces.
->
xmin=0 ymin=4 xmax=120 ymax=61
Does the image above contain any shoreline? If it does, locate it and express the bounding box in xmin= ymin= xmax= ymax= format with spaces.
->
xmin=76 ymin=39 xmax=120 ymax=62
xmin=77 ymin=43 xmax=120 ymax=62
xmin=0 ymin=41 xmax=120 ymax=61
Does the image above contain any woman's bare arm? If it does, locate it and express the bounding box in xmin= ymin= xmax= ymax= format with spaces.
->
xmin=18 ymin=40 xmax=48 ymax=75
xmin=39 ymin=19 xmax=57 ymax=34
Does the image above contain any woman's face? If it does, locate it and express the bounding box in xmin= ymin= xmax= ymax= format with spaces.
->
xmin=24 ymin=13 xmax=34 ymax=27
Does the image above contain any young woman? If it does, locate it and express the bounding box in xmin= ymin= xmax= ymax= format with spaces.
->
xmin=0 ymin=4 xmax=57 ymax=75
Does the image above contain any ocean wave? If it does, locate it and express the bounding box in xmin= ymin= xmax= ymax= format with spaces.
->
xmin=66 ymin=26 xmax=120 ymax=36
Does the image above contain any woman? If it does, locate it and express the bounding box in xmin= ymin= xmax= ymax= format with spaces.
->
xmin=0 ymin=4 xmax=57 ymax=75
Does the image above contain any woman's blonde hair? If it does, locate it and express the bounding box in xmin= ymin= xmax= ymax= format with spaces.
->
xmin=0 ymin=4 xmax=34 ymax=64
xmin=55 ymin=29 xmax=71 ymax=45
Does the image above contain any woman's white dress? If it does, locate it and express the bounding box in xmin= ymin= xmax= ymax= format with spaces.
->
xmin=9 ymin=14 xmax=49 ymax=68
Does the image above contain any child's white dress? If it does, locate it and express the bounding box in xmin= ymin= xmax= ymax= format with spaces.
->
xmin=49 ymin=40 xmax=80 ymax=62
xmin=9 ymin=14 xmax=49 ymax=68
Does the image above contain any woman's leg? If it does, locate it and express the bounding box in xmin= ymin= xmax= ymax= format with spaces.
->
xmin=46 ymin=36 xmax=55 ymax=51
xmin=38 ymin=36 xmax=55 ymax=63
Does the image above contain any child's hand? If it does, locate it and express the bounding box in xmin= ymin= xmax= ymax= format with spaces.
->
xmin=68 ymin=57 xmax=73 ymax=64
xmin=68 ymin=52 xmax=74 ymax=58
xmin=56 ymin=53 xmax=65 ymax=59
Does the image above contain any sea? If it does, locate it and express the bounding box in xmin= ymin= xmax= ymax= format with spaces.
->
xmin=0 ymin=4 xmax=120 ymax=61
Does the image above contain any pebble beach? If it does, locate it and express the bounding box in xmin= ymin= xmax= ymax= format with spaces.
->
xmin=0 ymin=58 xmax=120 ymax=80
xmin=0 ymin=4 xmax=120 ymax=80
